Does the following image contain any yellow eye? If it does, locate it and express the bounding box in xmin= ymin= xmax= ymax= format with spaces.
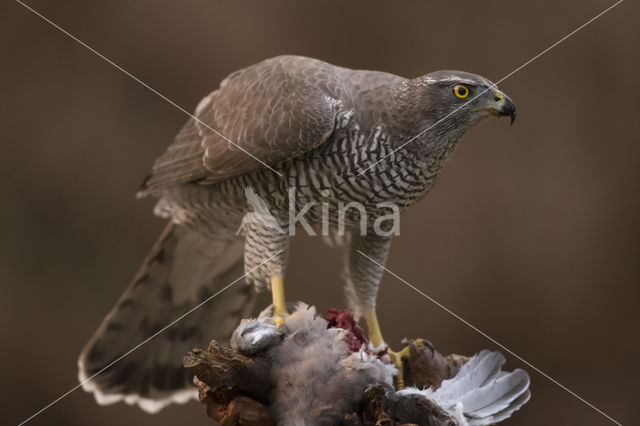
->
xmin=454 ymin=85 xmax=469 ymax=98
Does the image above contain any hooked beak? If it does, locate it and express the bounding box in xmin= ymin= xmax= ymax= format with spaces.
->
xmin=494 ymin=90 xmax=516 ymax=125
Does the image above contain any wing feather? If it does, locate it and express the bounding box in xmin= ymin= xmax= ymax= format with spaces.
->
xmin=139 ymin=56 xmax=346 ymax=195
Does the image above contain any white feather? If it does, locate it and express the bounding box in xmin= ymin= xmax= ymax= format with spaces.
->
xmin=397 ymin=349 xmax=530 ymax=425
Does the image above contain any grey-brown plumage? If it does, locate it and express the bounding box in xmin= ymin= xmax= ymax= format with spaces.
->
xmin=79 ymin=55 xmax=516 ymax=412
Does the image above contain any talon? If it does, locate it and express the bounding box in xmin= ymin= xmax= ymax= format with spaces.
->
xmin=274 ymin=315 xmax=286 ymax=329
xmin=388 ymin=349 xmax=407 ymax=389
xmin=388 ymin=339 xmax=433 ymax=389
xmin=362 ymin=307 xmax=410 ymax=390
xmin=388 ymin=344 xmax=414 ymax=389
xmin=412 ymin=338 xmax=435 ymax=352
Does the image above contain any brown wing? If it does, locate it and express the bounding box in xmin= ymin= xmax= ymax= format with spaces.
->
xmin=139 ymin=56 xmax=346 ymax=195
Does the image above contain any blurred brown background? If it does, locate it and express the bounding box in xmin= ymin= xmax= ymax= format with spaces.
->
xmin=2 ymin=0 xmax=638 ymax=425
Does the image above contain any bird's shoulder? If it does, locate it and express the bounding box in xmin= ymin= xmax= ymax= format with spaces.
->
xmin=139 ymin=56 xmax=406 ymax=195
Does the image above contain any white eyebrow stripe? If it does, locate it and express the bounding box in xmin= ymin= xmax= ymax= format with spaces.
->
xmin=425 ymin=76 xmax=481 ymax=86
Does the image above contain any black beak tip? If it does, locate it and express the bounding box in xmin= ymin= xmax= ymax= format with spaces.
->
xmin=498 ymin=95 xmax=516 ymax=126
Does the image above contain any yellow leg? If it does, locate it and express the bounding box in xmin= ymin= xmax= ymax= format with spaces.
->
xmin=388 ymin=351 xmax=406 ymax=390
xmin=271 ymin=276 xmax=288 ymax=317
xmin=364 ymin=307 xmax=426 ymax=390
xmin=364 ymin=307 xmax=384 ymax=348
xmin=388 ymin=338 xmax=429 ymax=389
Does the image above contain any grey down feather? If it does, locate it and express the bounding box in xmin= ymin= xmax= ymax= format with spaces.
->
xmin=232 ymin=303 xmax=396 ymax=425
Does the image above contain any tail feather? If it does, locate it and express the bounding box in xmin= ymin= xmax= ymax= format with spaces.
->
xmin=78 ymin=223 xmax=254 ymax=413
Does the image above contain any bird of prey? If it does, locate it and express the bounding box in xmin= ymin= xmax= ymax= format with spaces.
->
xmin=78 ymin=55 xmax=516 ymax=412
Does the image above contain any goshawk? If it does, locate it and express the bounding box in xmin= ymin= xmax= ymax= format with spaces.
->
xmin=78 ymin=55 xmax=516 ymax=411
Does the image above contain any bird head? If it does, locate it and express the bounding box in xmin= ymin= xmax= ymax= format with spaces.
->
xmin=405 ymin=70 xmax=516 ymax=133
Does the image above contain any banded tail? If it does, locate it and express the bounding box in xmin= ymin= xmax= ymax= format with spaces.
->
xmin=78 ymin=223 xmax=255 ymax=413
